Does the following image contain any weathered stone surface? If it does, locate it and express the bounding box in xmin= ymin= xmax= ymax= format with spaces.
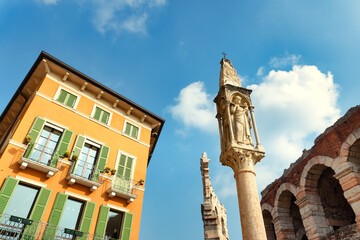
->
xmin=201 ymin=153 xmax=229 ymax=240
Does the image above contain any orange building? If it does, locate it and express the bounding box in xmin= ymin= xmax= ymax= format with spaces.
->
xmin=0 ymin=51 xmax=164 ymax=240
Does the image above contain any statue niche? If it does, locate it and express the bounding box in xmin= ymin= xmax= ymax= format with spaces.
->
xmin=220 ymin=94 xmax=253 ymax=149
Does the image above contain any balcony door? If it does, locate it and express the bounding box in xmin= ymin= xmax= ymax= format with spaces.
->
xmin=74 ymin=143 xmax=99 ymax=180
xmin=113 ymin=154 xmax=134 ymax=193
xmin=29 ymin=125 xmax=61 ymax=165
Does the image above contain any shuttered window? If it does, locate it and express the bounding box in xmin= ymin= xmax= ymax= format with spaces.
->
xmin=24 ymin=117 xmax=73 ymax=168
xmin=57 ymin=89 xmax=77 ymax=108
xmin=93 ymin=106 xmax=110 ymax=125
xmin=94 ymin=206 xmax=133 ymax=240
xmin=117 ymin=154 xmax=134 ymax=179
xmin=124 ymin=122 xmax=139 ymax=138
xmin=71 ymin=135 xmax=110 ymax=182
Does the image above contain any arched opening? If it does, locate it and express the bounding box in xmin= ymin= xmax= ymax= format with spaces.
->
xmin=221 ymin=217 xmax=226 ymax=236
xmin=277 ymin=190 xmax=307 ymax=239
xmin=262 ymin=210 xmax=276 ymax=240
xmin=318 ymin=167 xmax=356 ymax=229
xmin=348 ymin=138 xmax=360 ymax=166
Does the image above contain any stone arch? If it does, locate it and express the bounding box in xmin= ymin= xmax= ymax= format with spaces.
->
xmin=262 ymin=203 xmax=275 ymax=217
xmin=273 ymin=183 xmax=305 ymax=240
xmin=262 ymin=203 xmax=276 ymax=240
xmin=339 ymin=128 xmax=360 ymax=158
xmin=274 ymin=183 xmax=299 ymax=208
xmin=298 ymin=156 xmax=357 ymax=238
xmin=299 ymin=156 xmax=335 ymax=191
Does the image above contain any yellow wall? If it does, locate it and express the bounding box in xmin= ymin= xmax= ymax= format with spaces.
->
xmin=0 ymin=75 xmax=153 ymax=240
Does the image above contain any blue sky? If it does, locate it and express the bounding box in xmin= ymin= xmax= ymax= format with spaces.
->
xmin=1 ymin=0 xmax=360 ymax=239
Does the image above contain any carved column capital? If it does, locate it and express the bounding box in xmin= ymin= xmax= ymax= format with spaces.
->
xmin=220 ymin=147 xmax=265 ymax=174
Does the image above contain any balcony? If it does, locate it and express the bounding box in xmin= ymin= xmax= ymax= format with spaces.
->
xmin=66 ymin=163 xmax=102 ymax=192
xmin=18 ymin=144 xmax=61 ymax=178
xmin=107 ymin=174 xmax=139 ymax=203
xmin=0 ymin=213 xmax=107 ymax=240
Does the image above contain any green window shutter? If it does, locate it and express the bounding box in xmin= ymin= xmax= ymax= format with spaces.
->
xmin=92 ymin=145 xmax=110 ymax=182
xmin=93 ymin=107 xmax=101 ymax=120
xmin=94 ymin=205 xmax=110 ymax=236
xmin=0 ymin=176 xmax=19 ymax=214
xmin=24 ymin=117 xmax=45 ymax=158
xmin=101 ymin=111 xmax=110 ymax=124
xmin=66 ymin=93 xmax=77 ymax=108
xmin=131 ymin=126 xmax=139 ymax=138
xmin=23 ymin=187 xmax=52 ymax=239
xmin=121 ymin=212 xmax=133 ymax=240
xmin=50 ymin=129 xmax=73 ymax=167
xmin=125 ymin=123 xmax=131 ymax=135
xmin=43 ymin=193 xmax=68 ymax=239
xmin=29 ymin=187 xmax=52 ymax=221
xmin=48 ymin=193 xmax=68 ymax=226
xmin=71 ymin=135 xmax=85 ymax=173
xmin=57 ymin=89 xmax=67 ymax=103
xmin=79 ymin=201 xmax=96 ymax=234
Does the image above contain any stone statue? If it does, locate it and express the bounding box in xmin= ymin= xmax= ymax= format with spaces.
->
xmin=230 ymin=96 xmax=253 ymax=146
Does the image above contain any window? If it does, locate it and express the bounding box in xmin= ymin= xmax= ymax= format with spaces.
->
xmin=0 ymin=177 xmax=52 ymax=240
xmin=56 ymin=89 xmax=78 ymax=108
xmin=44 ymin=193 xmax=96 ymax=240
xmin=3 ymin=184 xmax=39 ymax=219
xmin=105 ymin=210 xmax=124 ymax=239
xmin=70 ymin=135 xmax=110 ymax=183
xmin=92 ymin=106 xmax=110 ymax=125
xmin=24 ymin=117 xmax=73 ymax=168
xmin=74 ymin=143 xmax=99 ymax=180
xmin=113 ymin=153 xmax=134 ymax=193
xmin=124 ymin=122 xmax=139 ymax=139
xmin=59 ymin=198 xmax=84 ymax=230
xmin=30 ymin=125 xmax=62 ymax=166
xmin=94 ymin=205 xmax=133 ymax=240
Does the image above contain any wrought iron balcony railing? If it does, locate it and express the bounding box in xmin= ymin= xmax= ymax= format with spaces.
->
xmin=0 ymin=213 xmax=108 ymax=240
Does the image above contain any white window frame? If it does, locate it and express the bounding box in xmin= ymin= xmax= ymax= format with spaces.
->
xmin=114 ymin=150 xmax=137 ymax=181
xmin=90 ymin=104 xmax=113 ymax=126
xmin=122 ymin=120 xmax=141 ymax=140
xmin=106 ymin=203 xmax=129 ymax=213
xmin=54 ymin=86 xmax=81 ymax=109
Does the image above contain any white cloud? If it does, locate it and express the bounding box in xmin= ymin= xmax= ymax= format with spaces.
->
xmin=37 ymin=0 xmax=58 ymax=4
xmin=269 ymin=54 xmax=301 ymax=68
xmin=257 ymin=66 xmax=265 ymax=76
xmin=169 ymin=82 xmax=217 ymax=133
xmin=248 ymin=64 xmax=340 ymax=190
xmin=91 ymin=0 xmax=166 ymax=35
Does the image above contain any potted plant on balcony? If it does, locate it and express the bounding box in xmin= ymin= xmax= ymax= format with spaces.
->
xmin=104 ymin=167 xmax=110 ymax=173
xmin=138 ymin=179 xmax=145 ymax=186
xmin=71 ymin=155 xmax=78 ymax=161
xmin=110 ymin=169 xmax=116 ymax=175
xmin=62 ymin=151 xmax=70 ymax=158
xmin=23 ymin=136 xmax=32 ymax=145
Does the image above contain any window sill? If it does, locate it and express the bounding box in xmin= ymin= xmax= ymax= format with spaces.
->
xmin=18 ymin=157 xmax=59 ymax=178
xmin=66 ymin=174 xmax=101 ymax=192
xmin=107 ymin=186 xmax=138 ymax=203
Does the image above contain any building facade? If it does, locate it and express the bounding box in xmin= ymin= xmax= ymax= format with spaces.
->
xmin=200 ymin=152 xmax=229 ymax=240
xmin=0 ymin=52 xmax=164 ymax=240
xmin=260 ymin=106 xmax=360 ymax=240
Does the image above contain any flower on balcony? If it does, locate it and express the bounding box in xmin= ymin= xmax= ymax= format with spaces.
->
xmin=110 ymin=169 xmax=116 ymax=175
xmin=71 ymin=155 xmax=78 ymax=161
xmin=104 ymin=167 xmax=110 ymax=173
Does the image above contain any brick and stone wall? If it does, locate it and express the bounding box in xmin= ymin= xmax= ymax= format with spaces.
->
xmin=260 ymin=106 xmax=360 ymax=240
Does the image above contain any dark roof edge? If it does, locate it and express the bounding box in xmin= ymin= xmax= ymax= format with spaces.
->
xmin=40 ymin=51 xmax=165 ymax=124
